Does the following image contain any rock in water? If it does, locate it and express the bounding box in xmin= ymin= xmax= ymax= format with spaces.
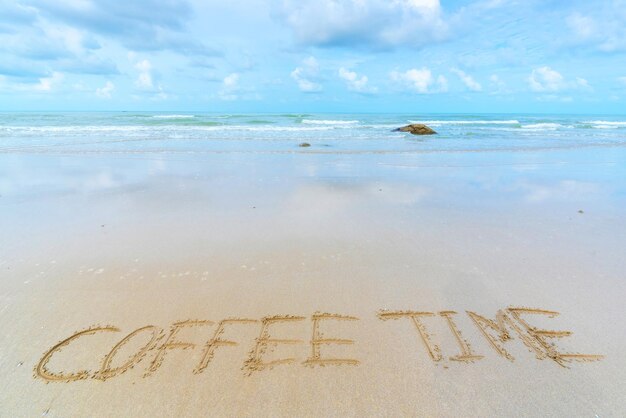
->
xmin=394 ymin=124 xmax=437 ymax=135
xmin=299 ymin=142 xmax=311 ymax=147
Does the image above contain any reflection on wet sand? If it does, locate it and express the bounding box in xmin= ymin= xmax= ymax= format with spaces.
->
xmin=1 ymin=146 xmax=625 ymax=416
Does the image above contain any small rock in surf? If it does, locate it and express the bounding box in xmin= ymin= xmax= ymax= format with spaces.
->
xmin=393 ymin=124 xmax=437 ymax=135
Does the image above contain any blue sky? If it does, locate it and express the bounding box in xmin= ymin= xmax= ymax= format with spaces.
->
xmin=0 ymin=0 xmax=625 ymax=113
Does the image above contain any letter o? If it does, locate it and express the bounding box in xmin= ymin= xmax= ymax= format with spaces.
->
xmin=96 ymin=325 xmax=162 ymax=380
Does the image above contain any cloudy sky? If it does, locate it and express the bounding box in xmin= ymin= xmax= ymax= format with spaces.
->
xmin=1 ymin=0 xmax=625 ymax=113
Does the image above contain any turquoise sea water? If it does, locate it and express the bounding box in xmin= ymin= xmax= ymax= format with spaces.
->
xmin=1 ymin=112 xmax=625 ymax=154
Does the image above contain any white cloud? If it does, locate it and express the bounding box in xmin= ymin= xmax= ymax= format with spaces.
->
xmin=291 ymin=57 xmax=322 ymax=93
xmin=0 ymin=72 xmax=64 ymax=93
xmin=389 ymin=67 xmax=447 ymax=94
xmin=128 ymin=57 xmax=170 ymax=100
xmin=489 ymin=74 xmax=507 ymax=94
xmin=30 ymin=0 xmax=219 ymax=57
xmin=215 ymin=72 xmax=260 ymax=101
xmin=96 ymin=81 xmax=114 ymax=98
xmin=39 ymin=23 xmax=99 ymax=56
xmin=134 ymin=59 xmax=151 ymax=73
xmin=277 ymin=0 xmax=447 ymax=50
xmin=134 ymin=59 xmax=153 ymax=89
xmin=565 ymin=7 xmax=626 ymax=52
xmin=223 ymin=73 xmax=239 ymax=89
xmin=338 ymin=68 xmax=376 ymax=93
xmin=34 ymin=72 xmax=64 ymax=92
xmin=619 ymin=77 xmax=626 ymax=86
xmin=575 ymin=77 xmax=592 ymax=91
xmin=219 ymin=72 xmax=240 ymax=100
xmin=567 ymin=13 xmax=595 ymax=40
xmin=451 ymin=69 xmax=482 ymax=91
xmin=528 ymin=67 xmax=565 ymax=92
xmin=528 ymin=67 xmax=592 ymax=93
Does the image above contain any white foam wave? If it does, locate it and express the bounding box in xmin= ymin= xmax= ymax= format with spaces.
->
xmin=366 ymin=124 xmax=408 ymax=129
xmin=584 ymin=121 xmax=626 ymax=129
xmin=151 ymin=115 xmax=195 ymax=119
xmin=302 ymin=119 xmax=359 ymax=125
xmin=410 ymin=120 xmax=520 ymax=125
xmin=0 ymin=125 xmax=336 ymax=133
xmin=521 ymin=123 xmax=564 ymax=130
xmin=225 ymin=126 xmax=334 ymax=132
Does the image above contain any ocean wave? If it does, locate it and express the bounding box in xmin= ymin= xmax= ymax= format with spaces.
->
xmin=226 ymin=126 xmax=333 ymax=131
xmin=591 ymin=125 xmax=619 ymax=129
xmin=0 ymin=125 xmax=336 ymax=133
xmin=584 ymin=121 xmax=626 ymax=129
xmin=246 ymin=120 xmax=275 ymax=125
xmin=151 ymin=115 xmax=196 ymax=119
xmin=280 ymin=114 xmax=311 ymax=118
xmin=521 ymin=123 xmax=565 ymax=130
xmin=409 ymin=120 xmax=520 ymax=125
xmin=365 ymin=124 xmax=408 ymax=129
xmin=301 ymin=119 xmax=359 ymax=125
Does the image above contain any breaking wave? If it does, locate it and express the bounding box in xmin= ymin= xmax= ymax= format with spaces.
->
xmin=410 ymin=120 xmax=520 ymax=125
xmin=584 ymin=121 xmax=626 ymax=129
xmin=521 ymin=123 xmax=566 ymax=130
xmin=151 ymin=115 xmax=196 ymax=119
xmin=301 ymin=119 xmax=359 ymax=125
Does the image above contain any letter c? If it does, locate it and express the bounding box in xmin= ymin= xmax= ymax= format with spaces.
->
xmin=35 ymin=326 xmax=120 ymax=382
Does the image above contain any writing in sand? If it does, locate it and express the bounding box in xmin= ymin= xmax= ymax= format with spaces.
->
xmin=35 ymin=306 xmax=603 ymax=383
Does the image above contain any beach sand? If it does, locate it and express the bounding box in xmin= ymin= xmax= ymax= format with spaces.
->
xmin=1 ymin=147 xmax=625 ymax=416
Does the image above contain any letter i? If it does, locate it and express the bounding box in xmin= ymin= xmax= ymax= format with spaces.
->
xmin=439 ymin=311 xmax=483 ymax=362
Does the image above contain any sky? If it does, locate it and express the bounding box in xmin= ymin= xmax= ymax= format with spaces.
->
xmin=0 ymin=0 xmax=625 ymax=113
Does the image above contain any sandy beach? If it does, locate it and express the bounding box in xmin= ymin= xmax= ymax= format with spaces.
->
xmin=1 ymin=141 xmax=625 ymax=416
xmin=2 ymin=0 xmax=626 ymax=414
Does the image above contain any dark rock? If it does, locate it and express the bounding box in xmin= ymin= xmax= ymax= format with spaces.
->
xmin=394 ymin=124 xmax=437 ymax=135
xmin=299 ymin=142 xmax=311 ymax=147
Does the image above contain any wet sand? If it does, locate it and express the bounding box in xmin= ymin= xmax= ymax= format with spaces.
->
xmin=1 ymin=147 xmax=625 ymax=416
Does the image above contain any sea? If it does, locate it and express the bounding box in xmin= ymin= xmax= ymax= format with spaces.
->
xmin=1 ymin=112 xmax=625 ymax=154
